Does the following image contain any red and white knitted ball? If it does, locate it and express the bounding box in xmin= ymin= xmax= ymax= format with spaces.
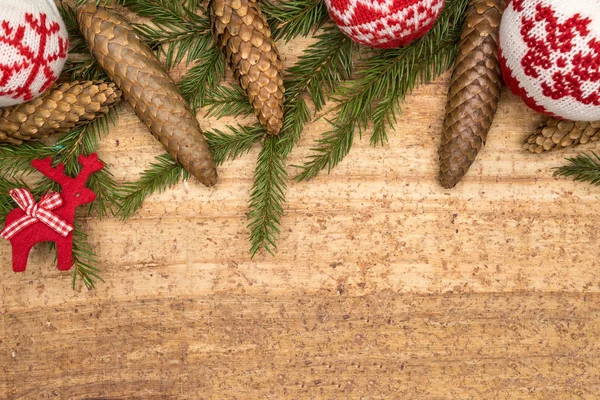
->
xmin=325 ymin=0 xmax=445 ymax=49
xmin=499 ymin=0 xmax=600 ymax=121
xmin=0 ymin=0 xmax=68 ymax=107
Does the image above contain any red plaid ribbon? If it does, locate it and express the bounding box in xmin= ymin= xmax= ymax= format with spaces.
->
xmin=1 ymin=189 xmax=73 ymax=240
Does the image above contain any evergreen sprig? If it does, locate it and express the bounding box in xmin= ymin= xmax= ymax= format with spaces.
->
xmin=204 ymin=125 xmax=265 ymax=165
xmin=295 ymin=0 xmax=470 ymax=182
xmin=249 ymin=136 xmax=287 ymax=256
xmin=261 ymin=0 xmax=329 ymax=42
xmin=247 ymin=26 xmax=356 ymax=256
xmin=71 ymin=225 xmax=104 ymax=290
xmin=121 ymin=0 xmax=211 ymax=69
xmin=117 ymin=154 xmax=189 ymax=219
xmin=554 ymin=153 xmax=600 ymax=186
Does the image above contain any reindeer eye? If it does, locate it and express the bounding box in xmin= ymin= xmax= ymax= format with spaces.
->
xmin=75 ymin=193 xmax=80 ymax=198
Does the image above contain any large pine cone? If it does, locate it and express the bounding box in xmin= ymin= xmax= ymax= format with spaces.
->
xmin=438 ymin=0 xmax=506 ymax=189
xmin=77 ymin=3 xmax=218 ymax=187
xmin=525 ymin=119 xmax=600 ymax=153
xmin=210 ymin=0 xmax=285 ymax=135
xmin=0 ymin=81 xmax=121 ymax=144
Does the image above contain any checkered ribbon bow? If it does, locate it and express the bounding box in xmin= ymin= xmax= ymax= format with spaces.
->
xmin=0 ymin=189 xmax=73 ymax=240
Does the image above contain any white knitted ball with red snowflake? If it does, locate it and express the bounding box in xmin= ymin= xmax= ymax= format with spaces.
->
xmin=0 ymin=0 xmax=68 ymax=107
xmin=499 ymin=0 xmax=600 ymax=121
xmin=325 ymin=0 xmax=445 ymax=49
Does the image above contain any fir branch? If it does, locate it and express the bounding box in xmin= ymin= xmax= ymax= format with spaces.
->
xmin=204 ymin=125 xmax=265 ymax=165
xmin=247 ymin=24 xmax=356 ymax=256
xmin=280 ymin=27 xmax=356 ymax=153
xmin=295 ymin=0 xmax=470 ymax=182
xmin=248 ymin=136 xmax=287 ymax=256
xmin=0 ymin=143 xmax=56 ymax=176
xmin=202 ymin=85 xmax=253 ymax=118
xmin=116 ymin=154 xmax=188 ymax=219
xmin=179 ymin=46 xmax=225 ymax=111
xmin=554 ymin=153 xmax=600 ymax=186
xmin=120 ymin=0 xmax=211 ymax=69
xmin=261 ymin=0 xmax=329 ymax=42
xmin=71 ymin=225 xmax=104 ymax=290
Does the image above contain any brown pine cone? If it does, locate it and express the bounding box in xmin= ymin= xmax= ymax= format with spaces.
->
xmin=524 ymin=119 xmax=600 ymax=153
xmin=210 ymin=0 xmax=285 ymax=135
xmin=438 ymin=0 xmax=506 ymax=189
xmin=0 ymin=81 xmax=121 ymax=145
xmin=77 ymin=3 xmax=218 ymax=187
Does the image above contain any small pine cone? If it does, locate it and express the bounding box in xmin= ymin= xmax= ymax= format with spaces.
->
xmin=211 ymin=0 xmax=285 ymax=135
xmin=524 ymin=119 xmax=600 ymax=153
xmin=438 ymin=0 xmax=506 ymax=189
xmin=0 ymin=81 xmax=121 ymax=145
xmin=77 ymin=3 xmax=218 ymax=187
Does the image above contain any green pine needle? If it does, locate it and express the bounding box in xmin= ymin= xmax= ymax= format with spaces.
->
xmin=71 ymin=225 xmax=104 ymax=290
xmin=554 ymin=152 xmax=600 ymax=186
xmin=295 ymin=0 xmax=470 ymax=182
xmin=202 ymin=85 xmax=254 ymax=119
xmin=261 ymin=0 xmax=329 ymax=42
xmin=179 ymin=47 xmax=226 ymax=111
xmin=248 ymin=136 xmax=287 ymax=256
xmin=204 ymin=125 xmax=265 ymax=165
xmin=119 ymin=0 xmax=211 ymax=69
xmin=116 ymin=154 xmax=188 ymax=219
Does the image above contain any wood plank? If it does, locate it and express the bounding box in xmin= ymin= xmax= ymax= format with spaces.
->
xmin=3 ymin=293 xmax=600 ymax=399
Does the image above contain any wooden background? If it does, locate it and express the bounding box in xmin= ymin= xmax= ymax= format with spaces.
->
xmin=2 ymin=33 xmax=600 ymax=399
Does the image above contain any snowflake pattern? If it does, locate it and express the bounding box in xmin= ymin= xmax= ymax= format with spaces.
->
xmin=325 ymin=0 xmax=444 ymax=48
xmin=518 ymin=2 xmax=600 ymax=106
xmin=0 ymin=13 xmax=68 ymax=104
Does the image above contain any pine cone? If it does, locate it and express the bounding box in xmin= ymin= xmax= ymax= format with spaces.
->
xmin=524 ymin=119 xmax=600 ymax=153
xmin=0 ymin=81 xmax=121 ymax=145
xmin=438 ymin=0 xmax=506 ymax=189
xmin=210 ymin=0 xmax=285 ymax=135
xmin=77 ymin=3 xmax=218 ymax=187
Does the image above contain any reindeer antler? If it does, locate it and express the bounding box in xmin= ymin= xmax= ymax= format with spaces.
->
xmin=76 ymin=154 xmax=104 ymax=184
xmin=32 ymin=157 xmax=71 ymax=183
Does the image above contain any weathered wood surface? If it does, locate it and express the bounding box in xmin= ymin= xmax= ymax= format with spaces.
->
xmin=2 ymin=33 xmax=600 ymax=398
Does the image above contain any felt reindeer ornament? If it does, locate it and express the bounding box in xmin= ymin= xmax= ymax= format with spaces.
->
xmin=1 ymin=153 xmax=104 ymax=272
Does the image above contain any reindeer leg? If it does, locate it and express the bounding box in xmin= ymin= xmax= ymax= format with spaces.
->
xmin=56 ymin=237 xmax=74 ymax=271
xmin=11 ymin=241 xmax=34 ymax=272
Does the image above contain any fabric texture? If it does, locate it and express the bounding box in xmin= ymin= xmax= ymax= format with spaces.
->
xmin=1 ymin=154 xmax=104 ymax=272
xmin=325 ymin=0 xmax=445 ymax=48
xmin=499 ymin=0 xmax=600 ymax=121
xmin=0 ymin=0 xmax=68 ymax=107
xmin=1 ymin=189 xmax=73 ymax=240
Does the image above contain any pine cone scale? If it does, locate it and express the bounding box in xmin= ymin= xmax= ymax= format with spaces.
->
xmin=211 ymin=0 xmax=285 ymax=135
xmin=439 ymin=0 xmax=506 ymax=189
xmin=77 ymin=3 xmax=217 ymax=187
xmin=0 ymin=81 xmax=121 ymax=145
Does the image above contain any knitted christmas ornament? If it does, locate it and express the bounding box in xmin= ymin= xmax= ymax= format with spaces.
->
xmin=325 ymin=0 xmax=445 ymax=48
xmin=0 ymin=0 xmax=68 ymax=107
xmin=499 ymin=0 xmax=600 ymax=122
xmin=1 ymin=154 xmax=103 ymax=272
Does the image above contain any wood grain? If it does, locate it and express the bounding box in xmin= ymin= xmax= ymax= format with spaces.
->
xmin=2 ymin=32 xmax=600 ymax=398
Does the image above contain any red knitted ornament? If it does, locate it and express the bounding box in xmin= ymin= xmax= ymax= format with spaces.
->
xmin=499 ymin=0 xmax=600 ymax=121
xmin=0 ymin=0 xmax=69 ymax=107
xmin=325 ymin=0 xmax=445 ymax=48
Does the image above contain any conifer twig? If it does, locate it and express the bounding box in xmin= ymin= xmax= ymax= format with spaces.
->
xmin=554 ymin=153 xmax=600 ymax=186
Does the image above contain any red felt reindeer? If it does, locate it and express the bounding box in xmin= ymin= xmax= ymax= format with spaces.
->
xmin=1 ymin=153 xmax=104 ymax=272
